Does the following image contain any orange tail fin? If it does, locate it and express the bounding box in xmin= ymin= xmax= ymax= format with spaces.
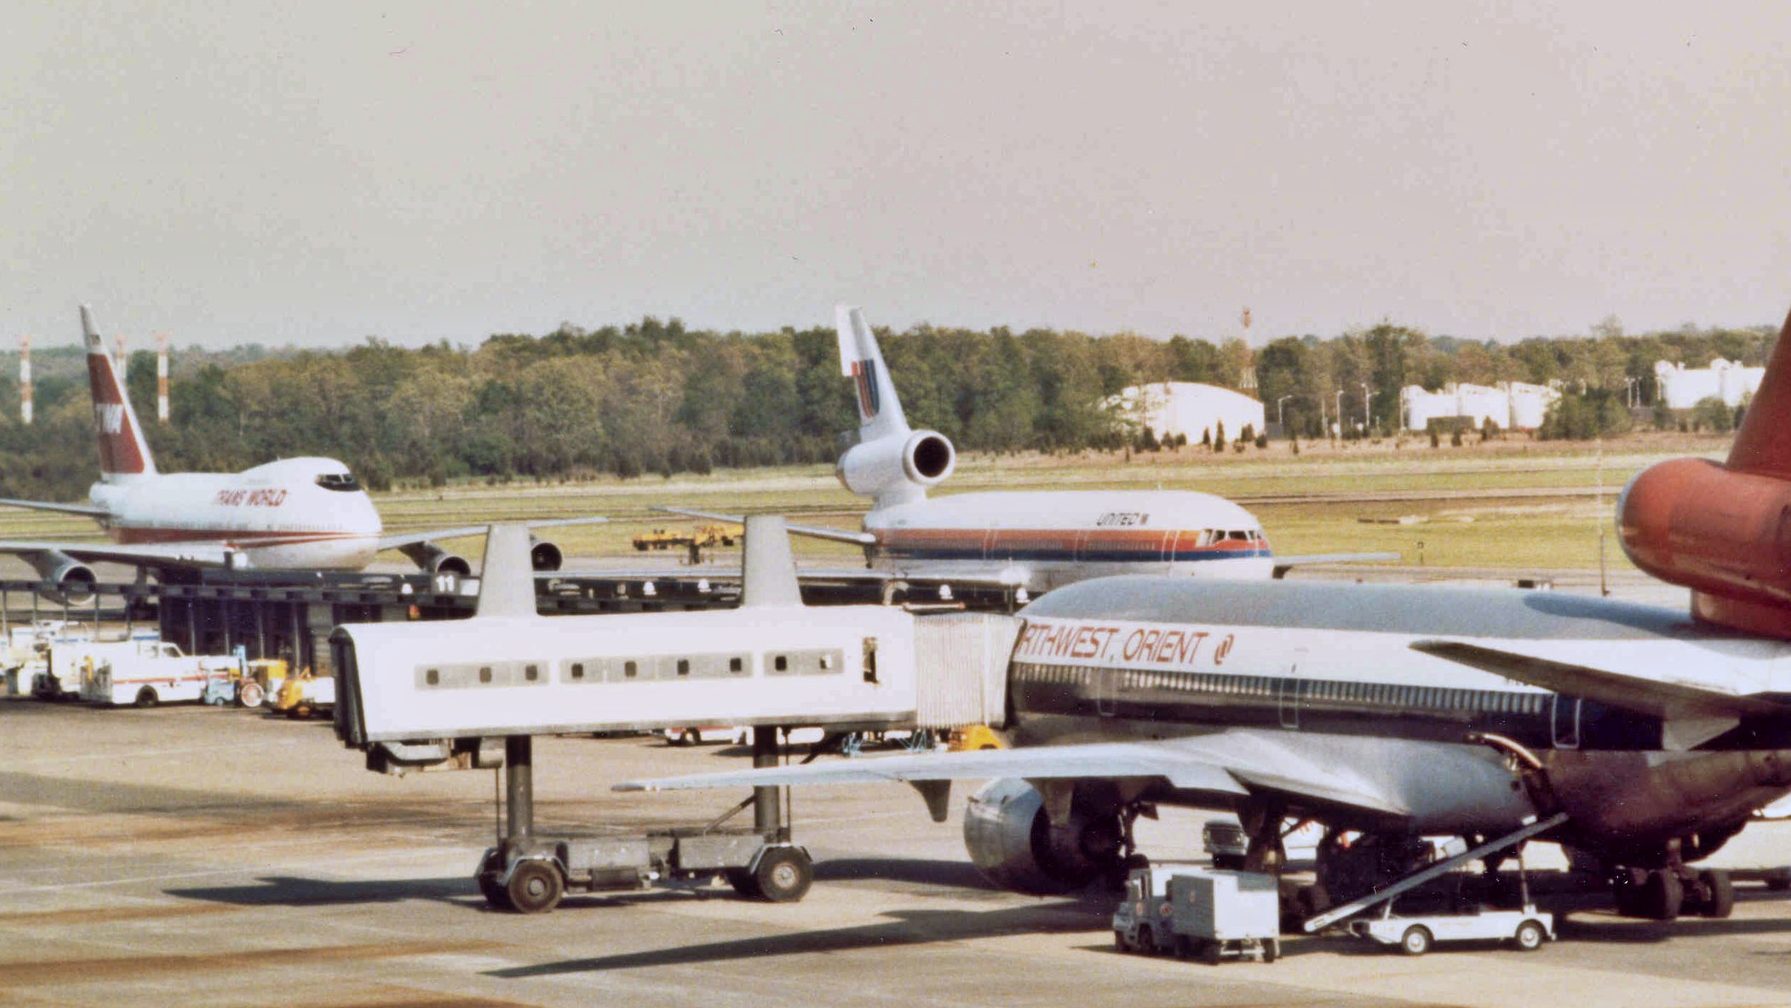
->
xmin=1724 ymin=307 xmax=1791 ymax=478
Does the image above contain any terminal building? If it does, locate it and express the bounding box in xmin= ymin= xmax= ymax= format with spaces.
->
xmin=1109 ymin=382 xmax=1265 ymax=444
xmin=1399 ymin=382 xmax=1560 ymax=433
xmin=1654 ymin=359 xmax=1765 ymax=409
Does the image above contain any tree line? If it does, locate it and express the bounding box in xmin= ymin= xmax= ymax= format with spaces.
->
xmin=0 ymin=314 xmax=1772 ymax=500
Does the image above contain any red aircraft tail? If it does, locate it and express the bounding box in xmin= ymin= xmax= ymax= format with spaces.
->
xmin=80 ymin=305 xmax=157 ymax=479
xmin=1618 ymin=307 xmax=1791 ymax=637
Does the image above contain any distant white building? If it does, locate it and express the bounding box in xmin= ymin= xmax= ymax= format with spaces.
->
xmin=1654 ymin=359 xmax=1764 ymax=409
xmin=1400 ymin=381 xmax=1561 ymax=432
xmin=1110 ymin=382 xmax=1265 ymax=444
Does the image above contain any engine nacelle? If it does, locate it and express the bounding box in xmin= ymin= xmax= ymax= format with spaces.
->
xmin=25 ymin=550 xmax=96 ymax=605
xmin=962 ymin=778 xmax=1121 ymax=894
xmin=1618 ymin=457 xmax=1791 ymax=635
xmin=529 ymin=538 xmax=563 ymax=572
xmin=399 ymin=542 xmax=472 ymax=578
xmin=836 ymin=430 xmax=955 ymax=502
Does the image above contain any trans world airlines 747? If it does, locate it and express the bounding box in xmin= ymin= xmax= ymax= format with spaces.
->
xmin=671 ymin=305 xmax=1382 ymax=591
xmin=0 ymin=307 xmax=592 ymax=599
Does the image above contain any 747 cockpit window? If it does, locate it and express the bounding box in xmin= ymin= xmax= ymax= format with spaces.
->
xmin=316 ymin=472 xmax=362 ymax=492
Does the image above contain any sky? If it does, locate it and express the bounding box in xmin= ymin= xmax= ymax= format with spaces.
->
xmin=4 ymin=1 xmax=1790 ymax=349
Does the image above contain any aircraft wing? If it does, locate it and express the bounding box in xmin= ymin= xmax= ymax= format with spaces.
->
xmin=615 ymin=732 xmax=1410 ymax=818
xmin=0 ymin=497 xmax=111 ymax=519
xmin=376 ymin=515 xmax=608 ymax=552
xmin=659 ymin=506 xmax=877 ymax=547
xmin=1410 ymin=639 xmax=1790 ymax=719
xmin=1272 ymin=552 xmax=1401 ymax=579
xmin=0 ymin=540 xmax=239 ymax=568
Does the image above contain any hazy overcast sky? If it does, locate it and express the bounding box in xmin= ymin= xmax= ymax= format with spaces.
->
xmin=4 ymin=2 xmax=1789 ymax=348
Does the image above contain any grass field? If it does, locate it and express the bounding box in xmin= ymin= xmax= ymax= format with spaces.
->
xmin=0 ymin=430 xmax=1731 ymax=574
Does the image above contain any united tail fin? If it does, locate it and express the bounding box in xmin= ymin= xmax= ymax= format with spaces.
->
xmin=836 ymin=305 xmax=911 ymax=443
xmin=80 ymin=306 xmax=156 ymax=480
xmin=1724 ymin=307 xmax=1791 ymax=478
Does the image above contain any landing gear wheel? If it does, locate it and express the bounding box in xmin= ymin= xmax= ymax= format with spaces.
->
xmin=134 ymin=686 xmax=158 ymax=708
xmin=1514 ymin=920 xmax=1546 ymax=951
xmin=505 ymin=859 xmax=564 ymax=914
xmin=1642 ymin=869 xmax=1684 ymax=921
xmin=751 ymin=846 xmax=812 ymax=903
xmin=1200 ymin=939 xmax=1223 ymax=965
xmin=292 ymin=703 xmax=313 ymax=720
xmin=1698 ymin=869 xmax=1735 ymax=919
xmin=1115 ymin=929 xmax=1130 ymax=952
xmin=1135 ymin=927 xmax=1157 ymax=956
xmin=1400 ymin=925 xmax=1432 ymax=956
xmin=1173 ymin=934 xmax=1192 ymax=958
xmin=838 ymin=732 xmax=864 ymax=758
xmin=1262 ymin=938 xmax=1280 ymax=963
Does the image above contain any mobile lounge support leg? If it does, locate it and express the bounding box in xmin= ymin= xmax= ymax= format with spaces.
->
xmin=477 ymin=735 xmax=564 ymax=914
xmin=505 ymin=735 xmax=533 ymax=843
xmin=752 ymin=726 xmax=781 ymax=839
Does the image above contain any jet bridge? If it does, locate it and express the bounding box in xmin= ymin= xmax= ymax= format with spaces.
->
xmin=329 ymin=516 xmax=1018 ymax=911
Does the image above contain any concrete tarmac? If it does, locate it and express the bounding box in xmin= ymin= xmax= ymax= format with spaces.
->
xmin=5 ymin=698 xmax=1791 ymax=1008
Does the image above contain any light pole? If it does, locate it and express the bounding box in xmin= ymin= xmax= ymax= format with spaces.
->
xmin=1360 ymin=383 xmax=1372 ymax=433
xmin=1334 ymin=389 xmax=1345 ymax=437
xmin=1276 ymin=395 xmax=1293 ymax=434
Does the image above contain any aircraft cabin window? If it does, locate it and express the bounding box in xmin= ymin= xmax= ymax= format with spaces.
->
xmin=479 ymin=666 xmax=492 ymax=684
xmin=774 ymin=655 xmax=788 ymax=672
xmin=426 ymin=668 xmax=439 ymax=685
xmin=676 ymin=659 xmax=690 ymax=677
xmin=315 ymin=472 xmax=363 ymax=492
xmin=525 ymin=664 xmax=539 ymax=682
xmin=570 ymin=663 xmax=584 ymax=680
xmin=624 ymin=661 xmax=638 ymax=678
xmin=729 ymin=657 xmax=743 ymax=673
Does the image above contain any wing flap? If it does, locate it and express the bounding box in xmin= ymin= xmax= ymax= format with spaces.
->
xmin=1411 ymin=639 xmax=1788 ymax=719
xmin=0 ymin=541 xmax=238 ymax=567
xmin=659 ymin=506 xmax=877 ymax=547
xmin=0 ymin=497 xmax=111 ymax=518
xmin=616 ymin=732 xmax=1408 ymax=817
xmin=377 ymin=515 xmax=607 ymax=552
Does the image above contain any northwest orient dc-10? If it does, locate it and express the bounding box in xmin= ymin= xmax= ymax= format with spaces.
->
xmin=621 ymin=304 xmax=1791 ymax=924
xmin=667 ymin=305 xmax=1387 ymax=593
xmin=0 ymin=306 xmax=598 ymax=600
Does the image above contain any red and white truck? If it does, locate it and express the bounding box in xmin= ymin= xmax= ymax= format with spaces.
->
xmin=74 ymin=640 xmax=245 ymax=707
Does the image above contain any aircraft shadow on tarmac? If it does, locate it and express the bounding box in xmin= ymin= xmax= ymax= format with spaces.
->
xmin=486 ymin=897 xmax=1115 ymax=978
xmin=166 ymin=875 xmax=472 ymax=907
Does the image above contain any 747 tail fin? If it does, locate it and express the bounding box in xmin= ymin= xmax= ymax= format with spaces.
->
xmin=80 ymin=305 xmax=156 ymax=480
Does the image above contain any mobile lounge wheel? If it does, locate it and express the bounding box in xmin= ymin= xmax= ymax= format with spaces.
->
xmin=750 ymin=846 xmax=812 ymax=903
xmin=1514 ymin=920 xmax=1546 ymax=951
xmin=505 ymin=859 xmax=564 ymax=914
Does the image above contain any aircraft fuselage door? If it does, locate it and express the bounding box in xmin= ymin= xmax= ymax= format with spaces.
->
xmin=1096 ymin=667 xmax=1118 ymax=717
xmin=1551 ymin=695 xmax=1581 ymax=749
xmin=1277 ymin=648 xmax=1304 ymax=729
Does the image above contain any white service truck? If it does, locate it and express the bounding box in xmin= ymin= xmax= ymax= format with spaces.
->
xmin=75 ymin=640 xmax=244 ymax=707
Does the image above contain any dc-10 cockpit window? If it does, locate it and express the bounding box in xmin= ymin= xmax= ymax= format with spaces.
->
xmin=316 ymin=472 xmax=362 ymax=492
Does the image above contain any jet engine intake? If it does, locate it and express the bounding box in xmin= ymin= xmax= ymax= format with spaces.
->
xmin=962 ymin=778 xmax=1122 ymax=894
xmin=529 ymin=538 xmax=563 ymax=572
xmin=25 ymin=551 xmax=96 ymax=605
xmin=836 ymin=429 xmax=955 ymax=500
xmin=399 ymin=542 xmax=472 ymax=578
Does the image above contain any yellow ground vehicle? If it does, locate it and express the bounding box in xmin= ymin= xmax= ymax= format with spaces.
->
xmin=631 ymin=523 xmax=742 ymax=557
xmin=272 ymin=670 xmax=335 ymax=719
xmin=947 ymin=725 xmax=1006 ymax=751
xmin=235 ymin=659 xmax=289 ymax=708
